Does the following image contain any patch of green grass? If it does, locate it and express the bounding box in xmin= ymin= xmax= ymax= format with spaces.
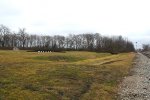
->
xmin=33 ymin=55 xmax=85 ymax=62
xmin=33 ymin=56 xmax=49 ymax=60
xmin=49 ymin=55 xmax=85 ymax=62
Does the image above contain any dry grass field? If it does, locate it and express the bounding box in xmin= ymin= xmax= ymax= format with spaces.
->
xmin=0 ymin=50 xmax=135 ymax=100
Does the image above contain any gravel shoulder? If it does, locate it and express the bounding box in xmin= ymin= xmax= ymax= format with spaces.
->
xmin=118 ymin=53 xmax=150 ymax=100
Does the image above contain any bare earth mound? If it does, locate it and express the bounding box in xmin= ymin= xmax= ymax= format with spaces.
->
xmin=118 ymin=53 xmax=150 ymax=100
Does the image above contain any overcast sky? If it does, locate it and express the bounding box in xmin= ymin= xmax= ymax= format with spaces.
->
xmin=0 ymin=0 xmax=150 ymax=48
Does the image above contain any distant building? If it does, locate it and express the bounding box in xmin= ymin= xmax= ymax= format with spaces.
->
xmin=13 ymin=47 xmax=19 ymax=51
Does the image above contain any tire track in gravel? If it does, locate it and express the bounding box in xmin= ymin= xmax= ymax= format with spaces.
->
xmin=118 ymin=53 xmax=150 ymax=100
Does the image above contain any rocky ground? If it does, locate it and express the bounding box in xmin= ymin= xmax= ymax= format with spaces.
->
xmin=118 ymin=53 xmax=150 ymax=100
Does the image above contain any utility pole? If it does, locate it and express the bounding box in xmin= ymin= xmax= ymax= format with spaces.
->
xmin=136 ymin=42 xmax=137 ymax=52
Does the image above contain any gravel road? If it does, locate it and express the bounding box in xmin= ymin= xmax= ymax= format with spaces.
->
xmin=118 ymin=53 xmax=150 ymax=100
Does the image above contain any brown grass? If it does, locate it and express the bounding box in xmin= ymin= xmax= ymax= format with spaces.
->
xmin=0 ymin=50 xmax=135 ymax=100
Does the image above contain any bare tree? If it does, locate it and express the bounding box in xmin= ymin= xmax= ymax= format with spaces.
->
xmin=18 ymin=28 xmax=27 ymax=48
xmin=0 ymin=25 xmax=11 ymax=47
xmin=142 ymin=44 xmax=150 ymax=51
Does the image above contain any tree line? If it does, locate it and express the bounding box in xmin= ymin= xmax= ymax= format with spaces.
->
xmin=142 ymin=44 xmax=150 ymax=51
xmin=0 ymin=24 xmax=135 ymax=53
